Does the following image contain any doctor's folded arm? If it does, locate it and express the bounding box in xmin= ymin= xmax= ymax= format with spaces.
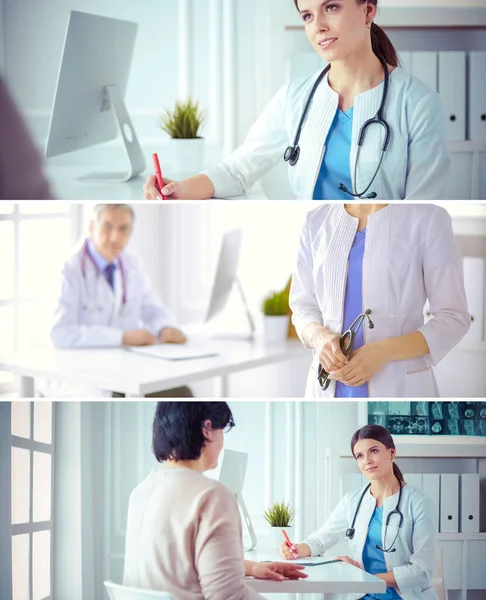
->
xmin=49 ymin=203 xmax=192 ymax=397
xmin=289 ymin=203 xmax=471 ymax=398
xmin=143 ymin=0 xmax=449 ymax=201
xmin=281 ymin=424 xmax=439 ymax=600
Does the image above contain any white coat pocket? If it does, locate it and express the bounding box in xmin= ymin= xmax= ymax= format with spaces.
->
xmin=404 ymin=367 xmax=438 ymax=398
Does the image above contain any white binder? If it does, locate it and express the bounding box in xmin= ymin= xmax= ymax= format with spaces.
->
xmin=440 ymin=474 xmax=459 ymax=533
xmin=439 ymin=52 xmax=466 ymax=141
xmin=423 ymin=474 xmax=440 ymax=532
xmin=460 ymin=474 xmax=480 ymax=533
xmin=404 ymin=473 xmax=423 ymax=491
xmin=412 ymin=52 xmax=438 ymax=91
xmin=462 ymin=256 xmax=485 ymax=341
xmin=469 ymin=52 xmax=486 ymax=141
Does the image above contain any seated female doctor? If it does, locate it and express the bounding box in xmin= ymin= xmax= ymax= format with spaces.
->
xmin=289 ymin=203 xmax=471 ymax=398
xmin=280 ymin=424 xmax=439 ymax=600
xmin=143 ymin=0 xmax=449 ymax=201
xmin=123 ymin=402 xmax=307 ymax=599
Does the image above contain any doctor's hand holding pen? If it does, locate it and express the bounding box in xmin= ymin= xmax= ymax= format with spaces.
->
xmin=143 ymin=174 xmax=215 ymax=200
xmin=280 ymin=541 xmax=311 ymax=560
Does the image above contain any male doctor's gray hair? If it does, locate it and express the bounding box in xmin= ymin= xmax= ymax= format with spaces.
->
xmin=92 ymin=203 xmax=135 ymax=222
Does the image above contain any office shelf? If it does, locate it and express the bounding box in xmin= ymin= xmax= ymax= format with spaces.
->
xmin=438 ymin=532 xmax=486 ymax=541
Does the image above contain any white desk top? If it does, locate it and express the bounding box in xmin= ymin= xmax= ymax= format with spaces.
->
xmin=45 ymin=165 xmax=266 ymax=200
xmin=0 ymin=338 xmax=306 ymax=396
xmin=245 ymin=549 xmax=386 ymax=594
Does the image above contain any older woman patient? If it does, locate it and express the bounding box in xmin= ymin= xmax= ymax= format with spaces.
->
xmin=123 ymin=402 xmax=306 ymax=599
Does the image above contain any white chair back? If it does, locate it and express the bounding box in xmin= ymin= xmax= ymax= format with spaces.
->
xmin=104 ymin=581 xmax=178 ymax=600
xmin=431 ymin=544 xmax=448 ymax=600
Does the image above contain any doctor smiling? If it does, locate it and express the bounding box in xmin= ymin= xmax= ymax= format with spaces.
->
xmin=143 ymin=0 xmax=449 ymax=200
xmin=290 ymin=203 xmax=471 ymax=398
xmin=281 ymin=424 xmax=439 ymax=600
xmin=51 ymin=204 xmax=191 ymax=396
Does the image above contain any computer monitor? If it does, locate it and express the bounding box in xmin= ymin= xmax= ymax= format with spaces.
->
xmin=204 ymin=228 xmax=255 ymax=336
xmin=45 ymin=11 xmax=145 ymax=181
xmin=206 ymin=449 xmax=257 ymax=550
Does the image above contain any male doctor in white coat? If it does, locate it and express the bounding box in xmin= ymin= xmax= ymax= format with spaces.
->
xmin=50 ymin=203 xmax=192 ymax=397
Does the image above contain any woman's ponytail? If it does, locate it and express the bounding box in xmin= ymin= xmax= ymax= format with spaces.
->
xmin=392 ymin=462 xmax=404 ymax=483
xmin=370 ymin=22 xmax=399 ymax=67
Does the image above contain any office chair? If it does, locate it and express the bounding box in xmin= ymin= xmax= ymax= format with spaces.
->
xmin=431 ymin=544 xmax=449 ymax=600
xmin=104 ymin=581 xmax=178 ymax=600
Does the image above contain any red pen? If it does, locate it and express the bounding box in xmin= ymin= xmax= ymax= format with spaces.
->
xmin=152 ymin=153 xmax=166 ymax=200
xmin=282 ymin=529 xmax=298 ymax=558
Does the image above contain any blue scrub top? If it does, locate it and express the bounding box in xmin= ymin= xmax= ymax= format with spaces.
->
xmin=313 ymin=107 xmax=353 ymax=200
xmin=362 ymin=506 xmax=402 ymax=600
xmin=335 ymin=228 xmax=368 ymax=398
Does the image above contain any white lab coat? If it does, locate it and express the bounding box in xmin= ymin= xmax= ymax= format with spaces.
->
xmin=51 ymin=241 xmax=176 ymax=348
xmin=303 ymin=484 xmax=439 ymax=600
xmin=290 ymin=204 xmax=470 ymax=398
xmin=203 ymin=67 xmax=450 ymax=200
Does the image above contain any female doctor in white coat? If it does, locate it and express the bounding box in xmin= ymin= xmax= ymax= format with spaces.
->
xmin=143 ymin=0 xmax=449 ymax=201
xmin=289 ymin=203 xmax=470 ymax=398
xmin=280 ymin=424 xmax=439 ymax=600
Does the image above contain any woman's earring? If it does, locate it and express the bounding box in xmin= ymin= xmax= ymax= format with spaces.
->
xmin=367 ymin=22 xmax=372 ymax=29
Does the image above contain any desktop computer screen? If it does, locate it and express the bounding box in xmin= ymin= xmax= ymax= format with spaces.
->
xmin=45 ymin=11 xmax=145 ymax=181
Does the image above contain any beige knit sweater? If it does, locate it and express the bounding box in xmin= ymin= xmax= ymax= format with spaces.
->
xmin=123 ymin=466 xmax=263 ymax=600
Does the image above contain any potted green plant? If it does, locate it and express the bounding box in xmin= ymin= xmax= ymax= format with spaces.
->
xmin=160 ymin=98 xmax=205 ymax=175
xmin=261 ymin=287 xmax=290 ymax=344
xmin=264 ymin=501 xmax=295 ymax=549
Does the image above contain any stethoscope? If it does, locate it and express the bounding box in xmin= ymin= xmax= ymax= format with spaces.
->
xmin=317 ymin=309 xmax=374 ymax=391
xmin=283 ymin=54 xmax=391 ymax=199
xmin=81 ymin=240 xmax=127 ymax=308
xmin=346 ymin=474 xmax=404 ymax=553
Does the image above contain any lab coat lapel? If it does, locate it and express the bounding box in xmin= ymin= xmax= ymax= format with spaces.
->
xmin=83 ymin=254 xmax=117 ymax=320
xmin=299 ymin=71 xmax=338 ymax=198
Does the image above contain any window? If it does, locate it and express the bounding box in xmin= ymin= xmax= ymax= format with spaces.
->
xmin=0 ymin=203 xmax=81 ymax=393
xmin=11 ymin=401 xmax=54 ymax=600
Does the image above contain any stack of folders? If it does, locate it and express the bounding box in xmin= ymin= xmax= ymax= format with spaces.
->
xmin=340 ymin=473 xmax=481 ymax=534
xmin=399 ymin=51 xmax=486 ymax=142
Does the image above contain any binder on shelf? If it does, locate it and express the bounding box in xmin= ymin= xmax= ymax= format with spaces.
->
xmin=399 ymin=51 xmax=413 ymax=75
xmin=404 ymin=473 xmax=423 ymax=491
xmin=287 ymin=52 xmax=322 ymax=80
xmin=340 ymin=473 xmax=364 ymax=496
xmin=469 ymin=52 xmax=486 ymax=141
xmin=462 ymin=256 xmax=485 ymax=341
xmin=460 ymin=474 xmax=480 ymax=533
xmin=411 ymin=51 xmax=438 ymax=92
xmin=423 ymin=474 xmax=440 ymax=532
xmin=439 ymin=52 xmax=466 ymax=142
xmin=440 ymin=474 xmax=459 ymax=533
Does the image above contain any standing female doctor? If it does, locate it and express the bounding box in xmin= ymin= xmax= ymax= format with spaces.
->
xmin=143 ymin=0 xmax=449 ymax=200
xmin=280 ymin=424 xmax=439 ymax=600
xmin=289 ymin=203 xmax=470 ymax=398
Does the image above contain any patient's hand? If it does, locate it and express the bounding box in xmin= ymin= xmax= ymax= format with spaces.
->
xmin=247 ymin=561 xmax=307 ymax=581
xmin=336 ymin=555 xmax=362 ymax=569
xmin=160 ymin=328 xmax=187 ymax=344
xmin=143 ymin=175 xmax=184 ymax=200
xmin=280 ymin=541 xmax=311 ymax=560
xmin=122 ymin=329 xmax=157 ymax=346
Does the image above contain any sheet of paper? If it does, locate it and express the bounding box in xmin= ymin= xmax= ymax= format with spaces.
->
xmin=126 ymin=342 xmax=219 ymax=361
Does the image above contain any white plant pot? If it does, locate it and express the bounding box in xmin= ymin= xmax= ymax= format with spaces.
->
xmin=263 ymin=315 xmax=289 ymax=345
xmin=170 ymin=137 xmax=205 ymax=175
xmin=270 ymin=526 xmax=294 ymax=551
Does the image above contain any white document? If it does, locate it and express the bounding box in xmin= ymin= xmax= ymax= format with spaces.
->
xmin=469 ymin=52 xmax=486 ymax=141
xmin=404 ymin=473 xmax=423 ymax=491
xmin=423 ymin=474 xmax=440 ymax=532
xmin=411 ymin=51 xmax=438 ymax=91
xmin=439 ymin=52 xmax=466 ymax=141
xmin=460 ymin=474 xmax=480 ymax=533
xmin=440 ymin=474 xmax=459 ymax=533
xmin=463 ymin=256 xmax=485 ymax=341
xmin=126 ymin=342 xmax=219 ymax=361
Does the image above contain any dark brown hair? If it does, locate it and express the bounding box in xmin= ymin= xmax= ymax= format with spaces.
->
xmin=350 ymin=424 xmax=404 ymax=482
xmin=293 ymin=0 xmax=399 ymax=67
